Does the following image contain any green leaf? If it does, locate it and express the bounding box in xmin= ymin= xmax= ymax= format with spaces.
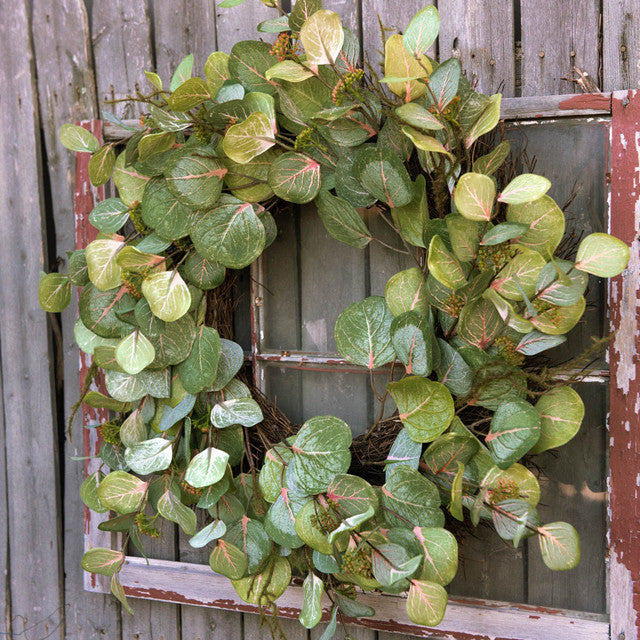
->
xmin=457 ymin=298 xmax=504 ymax=348
xmin=223 ymin=112 xmax=275 ymax=164
xmin=170 ymin=54 xmax=194 ymax=92
xmin=211 ymin=397 xmax=263 ymax=428
xmin=354 ymin=145 xmax=413 ymax=208
xmin=406 ymin=579 xmax=448 ymax=627
xmin=264 ymin=490 xmax=308 ymax=548
xmin=326 ymin=474 xmax=378 ymax=518
xmin=486 ymin=400 xmax=541 ymax=469
xmin=506 ymin=195 xmax=565 ymax=259
xmin=575 ymin=232 xmax=630 ymax=277
xmin=290 ymin=415 xmax=352 ymax=494
xmin=116 ymin=246 xmax=164 ymax=273
xmin=209 ymin=339 xmax=244 ymax=391
xmin=385 ymin=267 xmax=428 ymax=317
xmin=85 ymin=238 xmax=124 ymax=291
xmin=148 ymin=105 xmax=192 ymax=132
xmin=402 ymin=126 xmax=452 ymax=158
xmin=89 ymin=198 xmax=130 ymax=233
xmin=289 ymin=0 xmax=321 ymax=31
xmin=115 ymin=329 xmax=155 ymax=375
xmin=387 ymin=377 xmax=454 ymax=443
xmin=258 ymin=15 xmax=292 ymax=34
xmin=81 ymin=548 xmax=124 ymax=577
xmin=391 ymin=311 xmax=434 ymax=377
xmin=185 ymin=447 xmax=230 ymax=487
xmin=327 ymin=506 xmax=375 ymax=543
xmin=204 ymin=51 xmax=231 ymax=95
xmin=83 ymin=390 xmax=131 ymax=413
xmin=97 ymin=471 xmax=147 ymax=514
xmin=68 ymin=249 xmax=89 ymax=286
xmin=89 ymin=145 xmax=116 ymax=186
xmin=318 ymin=607 xmax=338 ymax=640
xmin=140 ymin=177 xmax=194 ymax=241
xmin=300 ymin=572 xmax=324 ymax=629
xmin=532 ymin=386 xmax=584 ymax=454
xmin=259 ymin=441 xmax=294 ymax=502
xmin=39 ymin=273 xmax=71 ymax=312
xmin=384 ymin=34 xmax=430 ymax=100
xmin=413 ymin=527 xmax=458 ymax=585
xmin=481 ymin=222 xmax=528 ymax=246
xmin=314 ymin=190 xmax=371 ymax=248
xmin=536 ymin=259 xmax=588 ymax=307
xmin=219 ymin=0 xmax=248 ymax=7
xmin=191 ymin=195 xmax=266 ymax=269
xmin=427 ymin=58 xmax=461 ymax=111
xmin=454 ymin=172 xmax=495 ymax=221
xmin=266 ymin=60 xmax=314 ymax=83
xmin=472 ymin=140 xmax=511 ymax=175
xmin=209 ymin=539 xmax=248 ymax=579
xmin=465 ymin=93 xmax=501 ymax=148
xmin=225 ymin=516 xmax=271 ymax=573
xmin=229 ymin=41 xmax=278 ymax=95
xmin=120 ymin=410 xmax=147 ymax=447
xmin=105 ymin=369 xmax=148 ymax=402
xmin=231 ymin=556 xmax=291 ymax=605
xmin=390 ymin=174 xmax=429 ymax=248
xmin=498 ymin=173 xmax=551 ymax=204
xmin=538 ymin=522 xmax=580 ymax=570
xmin=113 ymin=152 xmax=150 ymax=207
xmin=403 ymin=5 xmax=440 ymax=57
xmin=143 ymin=312 xmax=196 ymax=368
xmin=60 ymin=123 xmax=100 ymax=153
xmin=300 ymin=9 xmax=344 ymax=65
xmin=110 ymin=573 xmax=134 ymax=615
xmin=189 ymin=520 xmax=227 ymax=548
xmin=385 ymin=428 xmax=422 ymax=479
xmin=428 ymin=235 xmax=467 ymax=291
xmin=141 ymin=271 xmax=191 ymax=322
xmin=382 ymin=465 xmax=444 ymax=529
xmin=81 ymin=472 xmax=108 ymax=513
xmin=158 ymin=489 xmax=197 ymax=535
xmin=145 ymin=70 xmax=163 ymax=90
xmin=422 ymin=433 xmax=479 ymax=480
xmin=449 ymin=461 xmax=465 ymax=520
xmin=223 ymin=147 xmax=279 ymax=202
xmin=371 ymin=542 xmax=421 ymax=586
xmin=435 ymin=339 xmax=473 ymax=396
xmin=138 ymin=131 xmax=176 ymax=161
xmin=165 ymin=153 xmax=227 ymax=209
xmin=491 ymin=247 xmax=546 ymax=301
xmin=492 ymin=498 xmax=540 ymax=545
xmin=176 ymin=326 xmax=221 ymax=393
xmin=516 ymin=331 xmax=566 ymax=356
xmin=168 ymin=77 xmax=211 ymax=111
xmin=295 ymin=500 xmax=335 ymax=554
xmin=530 ymin=297 xmax=585 ymax=335
xmin=125 ymin=438 xmax=173 ymax=475
xmin=268 ymin=152 xmax=321 ymax=203
xmin=447 ymin=214 xmax=480 ymax=262
xmin=334 ymin=296 xmax=395 ymax=368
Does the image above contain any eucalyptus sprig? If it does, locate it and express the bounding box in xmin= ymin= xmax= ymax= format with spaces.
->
xmin=40 ymin=0 xmax=629 ymax=635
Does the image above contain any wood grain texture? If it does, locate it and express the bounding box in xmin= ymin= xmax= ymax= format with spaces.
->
xmin=151 ymin=0 xmax=217 ymax=83
xmin=520 ymin=0 xmax=600 ymax=96
xmin=215 ymin=0 xmax=274 ymax=52
xmin=0 ymin=338 xmax=8 ymax=636
xmin=30 ymin=6 xmax=122 ymax=638
xmin=92 ymin=0 xmax=153 ymax=118
xmin=438 ymin=0 xmax=515 ymax=96
xmin=603 ymin=0 xmax=640 ymax=91
xmin=0 ymin=1 xmax=63 ymax=638
xmin=324 ymin=0 xmax=360 ymax=35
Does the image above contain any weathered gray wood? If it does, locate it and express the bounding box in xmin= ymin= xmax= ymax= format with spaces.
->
xmin=215 ymin=0 xmax=274 ymax=52
xmin=245 ymin=611 xmax=308 ymax=640
xmin=0 ymin=345 xmax=8 ymax=636
xmin=30 ymin=4 xmax=123 ymax=638
xmin=520 ymin=0 xmax=600 ymax=96
xmin=121 ymin=523 xmax=181 ymax=640
xmin=92 ymin=0 xmax=153 ymax=118
xmin=151 ymin=0 xmax=217 ymax=83
xmin=324 ymin=0 xmax=360 ymax=35
xmin=438 ymin=0 xmax=515 ymax=96
xmin=0 ymin=1 xmax=63 ymax=638
xmin=603 ymin=0 xmax=640 ymax=91
xmin=361 ymin=1 xmax=432 ymax=70
xmin=312 ymin=620 xmax=374 ymax=640
xmin=527 ymin=385 xmax=607 ymax=612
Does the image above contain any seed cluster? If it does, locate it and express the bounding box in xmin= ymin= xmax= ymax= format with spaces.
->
xmin=443 ymin=293 xmax=466 ymax=317
xmin=98 ymin=420 xmax=121 ymax=445
xmin=270 ymin=32 xmax=300 ymax=62
xmin=135 ymin=513 xmax=160 ymax=538
xmin=494 ymin=336 xmax=525 ymax=366
xmin=488 ymin=477 xmax=520 ymax=503
xmin=340 ymin=546 xmax=373 ymax=578
xmin=181 ymin=480 xmax=204 ymax=497
xmin=331 ymin=69 xmax=364 ymax=105
xmin=310 ymin=498 xmax=341 ymax=534
xmin=128 ymin=202 xmax=149 ymax=235
xmin=121 ymin=270 xmax=143 ymax=299
xmin=477 ymin=244 xmax=513 ymax=272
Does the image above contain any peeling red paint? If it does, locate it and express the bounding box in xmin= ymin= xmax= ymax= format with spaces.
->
xmin=609 ymin=90 xmax=640 ymax=640
xmin=558 ymin=93 xmax=612 ymax=111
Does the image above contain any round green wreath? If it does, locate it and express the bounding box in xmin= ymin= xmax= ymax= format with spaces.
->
xmin=39 ymin=0 xmax=630 ymax=635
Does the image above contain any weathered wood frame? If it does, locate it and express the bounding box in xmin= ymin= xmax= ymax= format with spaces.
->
xmin=77 ymin=91 xmax=639 ymax=639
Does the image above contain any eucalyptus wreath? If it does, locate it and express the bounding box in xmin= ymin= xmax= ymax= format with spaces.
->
xmin=39 ymin=0 xmax=630 ymax=635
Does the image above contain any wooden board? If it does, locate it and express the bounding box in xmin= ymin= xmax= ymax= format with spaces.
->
xmin=520 ymin=0 xmax=600 ymax=96
xmin=215 ymin=0 xmax=274 ymax=52
xmin=91 ymin=0 xmax=153 ymax=118
xmin=0 ymin=1 xmax=63 ymax=638
xmin=438 ymin=0 xmax=515 ymax=97
xmin=603 ymin=0 xmax=640 ymax=92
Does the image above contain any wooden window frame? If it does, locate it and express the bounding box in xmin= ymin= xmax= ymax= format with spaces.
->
xmin=77 ymin=90 xmax=639 ymax=639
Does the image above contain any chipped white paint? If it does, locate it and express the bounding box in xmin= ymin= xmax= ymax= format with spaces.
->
xmin=610 ymin=551 xmax=636 ymax=640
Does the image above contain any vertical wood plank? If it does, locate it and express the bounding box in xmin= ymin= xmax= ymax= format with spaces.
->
xmin=215 ymin=1 xmax=275 ymax=52
xmin=0 ymin=1 xmax=63 ymax=637
xmin=30 ymin=5 xmax=124 ymax=638
xmin=0 ymin=347 xmax=8 ymax=637
xmin=324 ymin=0 xmax=360 ymax=35
xmin=244 ymin=611 xmax=308 ymax=640
xmin=526 ymin=385 xmax=607 ymax=612
xmin=520 ymin=0 xmax=600 ymax=96
xmin=361 ymin=1 xmax=430 ymax=70
xmin=603 ymin=0 xmax=640 ymax=91
xmin=438 ymin=0 xmax=516 ymax=96
xmin=151 ymin=1 xmax=217 ymax=82
xmin=608 ymin=88 xmax=640 ymax=640
xmin=91 ymin=1 xmax=153 ymax=118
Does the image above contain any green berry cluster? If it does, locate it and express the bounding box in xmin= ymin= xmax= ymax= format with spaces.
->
xmin=135 ymin=513 xmax=160 ymax=538
xmin=494 ymin=335 xmax=525 ymax=366
xmin=331 ymin=69 xmax=364 ymax=105
xmin=180 ymin=480 xmax=204 ymax=497
xmin=98 ymin=420 xmax=121 ymax=445
xmin=128 ymin=202 xmax=149 ymax=235
xmin=488 ymin=477 xmax=520 ymax=504
xmin=341 ymin=546 xmax=373 ymax=578
xmin=477 ymin=244 xmax=513 ymax=272
xmin=270 ymin=32 xmax=299 ymax=62
xmin=310 ymin=499 xmax=341 ymax=534
xmin=121 ymin=270 xmax=143 ymax=299
xmin=444 ymin=293 xmax=466 ymax=317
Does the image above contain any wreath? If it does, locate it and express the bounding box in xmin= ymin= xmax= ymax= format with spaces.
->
xmin=39 ymin=1 xmax=630 ymax=636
